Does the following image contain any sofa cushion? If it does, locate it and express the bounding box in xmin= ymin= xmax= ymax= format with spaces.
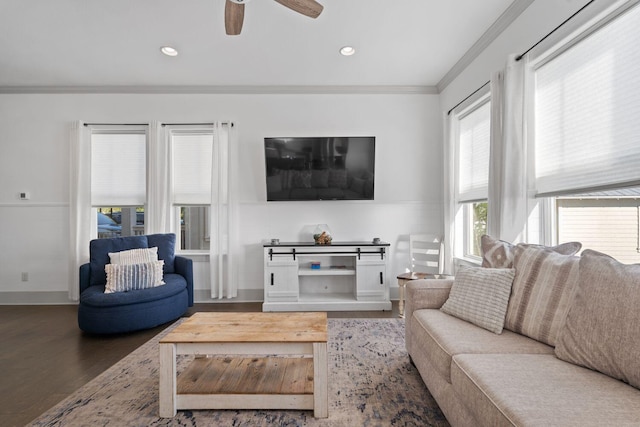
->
xmin=104 ymin=260 xmax=165 ymax=294
xmin=504 ymin=245 xmax=580 ymax=346
xmin=411 ymin=309 xmax=553 ymax=383
xmin=80 ymin=274 xmax=187 ymax=308
xmin=451 ymin=353 xmax=640 ymax=427
xmin=146 ymin=233 xmax=176 ymax=273
xmin=441 ymin=267 xmax=515 ymax=334
xmin=555 ymin=249 xmax=640 ymax=390
xmin=480 ymin=234 xmax=581 ymax=268
xmin=89 ymin=235 xmax=148 ymax=286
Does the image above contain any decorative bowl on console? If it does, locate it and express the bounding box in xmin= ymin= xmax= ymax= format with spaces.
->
xmin=313 ymin=224 xmax=332 ymax=245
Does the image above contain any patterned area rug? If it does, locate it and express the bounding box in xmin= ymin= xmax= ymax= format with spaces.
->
xmin=30 ymin=318 xmax=449 ymax=426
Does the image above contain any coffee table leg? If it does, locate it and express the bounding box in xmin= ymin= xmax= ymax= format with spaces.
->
xmin=313 ymin=342 xmax=328 ymax=418
xmin=159 ymin=343 xmax=177 ymax=417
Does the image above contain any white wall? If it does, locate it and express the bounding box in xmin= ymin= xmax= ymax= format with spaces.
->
xmin=0 ymin=92 xmax=443 ymax=303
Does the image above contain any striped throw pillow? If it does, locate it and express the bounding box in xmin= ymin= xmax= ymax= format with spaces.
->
xmin=108 ymin=247 xmax=158 ymax=265
xmin=441 ymin=267 xmax=515 ymax=334
xmin=504 ymin=246 xmax=580 ymax=346
xmin=104 ymin=260 xmax=165 ymax=294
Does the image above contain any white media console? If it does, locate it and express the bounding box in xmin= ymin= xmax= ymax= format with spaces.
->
xmin=263 ymin=241 xmax=392 ymax=312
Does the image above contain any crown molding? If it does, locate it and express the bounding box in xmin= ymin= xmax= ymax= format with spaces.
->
xmin=0 ymin=85 xmax=438 ymax=95
xmin=436 ymin=0 xmax=535 ymax=92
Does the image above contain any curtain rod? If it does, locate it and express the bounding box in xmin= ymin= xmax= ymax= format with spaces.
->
xmin=515 ymin=0 xmax=596 ymax=61
xmin=84 ymin=122 xmax=234 ymax=127
xmin=447 ymin=80 xmax=490 ymax=116
xmin=84 ymin=123 xmax=147 ymax=126
xmin=162 ymin=122 xmax=235 ymax=127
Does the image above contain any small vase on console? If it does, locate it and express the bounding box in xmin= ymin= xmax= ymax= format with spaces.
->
xmin=313 ymin=224 xmax=332 ymax=245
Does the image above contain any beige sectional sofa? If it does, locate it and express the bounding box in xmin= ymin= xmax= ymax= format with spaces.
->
xmin=405 ymin=236 xmax=640 ymax=426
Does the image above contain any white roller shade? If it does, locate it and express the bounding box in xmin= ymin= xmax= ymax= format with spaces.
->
xmin=172 ymin=132 xmax=213 ymax=204
xmin=534 ymin=4 xmax=640 ymax=196
xmin=91 ymin=133 xmax=146 ymax=206
xmin=458 ymin=101 xmax=491 ymax=202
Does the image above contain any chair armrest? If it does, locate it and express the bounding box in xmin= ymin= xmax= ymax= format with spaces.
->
xmin=174 ymin=256 xmax=194 ymax=306
xmin=79 ymin=263 xmax=91 ymax=295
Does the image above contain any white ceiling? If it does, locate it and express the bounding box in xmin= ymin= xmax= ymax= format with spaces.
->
xmin=0 ymin=0 xmax=521 ymax=92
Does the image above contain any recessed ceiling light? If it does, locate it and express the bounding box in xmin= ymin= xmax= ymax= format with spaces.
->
xmin=340 ymin=46 xmax=356 ymax=56
xmin=160 ymin=46 xmax=178 ymax=57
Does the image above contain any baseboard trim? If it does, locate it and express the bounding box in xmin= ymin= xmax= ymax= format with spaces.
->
xmin=0 ymin=291 xmax=75 ymax=305
xmin=193 ymin=288 xmax=264 ymax=303
xmin=1 ymin=289 xmax=399 ymax=305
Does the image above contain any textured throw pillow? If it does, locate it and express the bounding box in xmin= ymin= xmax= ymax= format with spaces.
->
xmin=108 ymin=247 xmax=158 ymax=265
xmin=480 ymin=234 xmax=582 ymax=268
xmin=555 ymin=250 xmax=640 ymax=390
xmin=441 ymin=267 xmax=515 ymax=334
xmin=504 ymin=246 xmax=580 ymax=346
xmin=104 ymin=260 xmax=165 ymax=294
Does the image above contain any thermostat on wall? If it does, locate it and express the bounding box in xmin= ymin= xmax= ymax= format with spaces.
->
xmin=19 ymin=192 xmax=30 ymax=200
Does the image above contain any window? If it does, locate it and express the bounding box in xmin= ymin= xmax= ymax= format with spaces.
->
xmin=534 ymin=4 xmax=640 ymax=196
xmin=531 ymin=3 xmax=640 ymax=252
xmin=557 ymin=190 xmax=640 ymax=263
xmin=170 ymin=129 xmax=214 ymax=251
xmin=90 ymin=129 xmax=147 ymax=238
xmin=455 ymin=98 xmax=491 ymax=258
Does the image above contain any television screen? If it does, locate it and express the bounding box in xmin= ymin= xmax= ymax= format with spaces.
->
xmin=264 ymin=136 xmax=375 ymax=201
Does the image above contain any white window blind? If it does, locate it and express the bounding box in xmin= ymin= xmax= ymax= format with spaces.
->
xmin=458 ymin=101 xmax=491 ymax=202
xmin=172 ymin=132 xmax=214 ymax=204
xmin=534 ymin=4 xmax=640 ymax=196
xmin=91 ymin=133 xmax=146 ymax=206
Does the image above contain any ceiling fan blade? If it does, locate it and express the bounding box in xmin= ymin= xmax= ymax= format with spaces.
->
xmin=225 ymin=0 xmax=245 ymax=35
xmin=273 ymin=0 xmax=323 ymax=19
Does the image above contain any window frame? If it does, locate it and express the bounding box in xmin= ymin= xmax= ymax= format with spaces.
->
xmin=88 ymin=125 xmax=149 ymax=239
xmin=526 ymin=1 xmax=640 ymax=247
xmin=168 ymin=125 xmax=216 ymax=253
xmin=451 ymin=90 xmax=492 ymax=264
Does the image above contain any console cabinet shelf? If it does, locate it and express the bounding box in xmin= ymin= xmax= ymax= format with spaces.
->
xmin=263 ymin=242 xmax=391 ymax=312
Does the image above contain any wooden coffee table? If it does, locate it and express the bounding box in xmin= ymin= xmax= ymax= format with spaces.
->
xmin=159 ymin=312 xmax=328 ymax=418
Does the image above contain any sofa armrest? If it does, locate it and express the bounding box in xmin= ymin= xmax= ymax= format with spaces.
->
xmin=79 ymin=263 xmax=91 ymax=295
xmin=174 ymin=255 xmax=194 ymax=306
xmin=406 ymin=279 xmax=453 ymax=307
xmin=405 ymin=279 xmax=453 ymax=319
xmin=405 ymin=279 xmax=454 ymax=354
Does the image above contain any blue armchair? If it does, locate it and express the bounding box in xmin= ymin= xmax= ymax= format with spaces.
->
xmin=78 ymin=233 xmax=194 ymax=334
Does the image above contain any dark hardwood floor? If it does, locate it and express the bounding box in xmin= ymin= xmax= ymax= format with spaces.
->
xmin=0 ymin=302 xmax=399 ymax=426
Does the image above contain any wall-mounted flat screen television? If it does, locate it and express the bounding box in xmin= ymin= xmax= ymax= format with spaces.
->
xmin=264 ymin=136 xmax=375 ymax=201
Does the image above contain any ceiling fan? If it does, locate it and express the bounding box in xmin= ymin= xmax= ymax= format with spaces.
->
xmin=225 ymin=0 xmax=324 ymax=35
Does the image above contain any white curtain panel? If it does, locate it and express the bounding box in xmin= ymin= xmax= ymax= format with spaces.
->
xmin=442 ymin=113 xmax=456 ymax=275
xmin=488 ymin=55 xmax=528 ymax=243
xmin=209 ymin=122 xmax=238 ymax=299
xmin=69 ymin=121 xmax=93 ymax=301
xmin=146 ymin=121 xmax=171 ymax=234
